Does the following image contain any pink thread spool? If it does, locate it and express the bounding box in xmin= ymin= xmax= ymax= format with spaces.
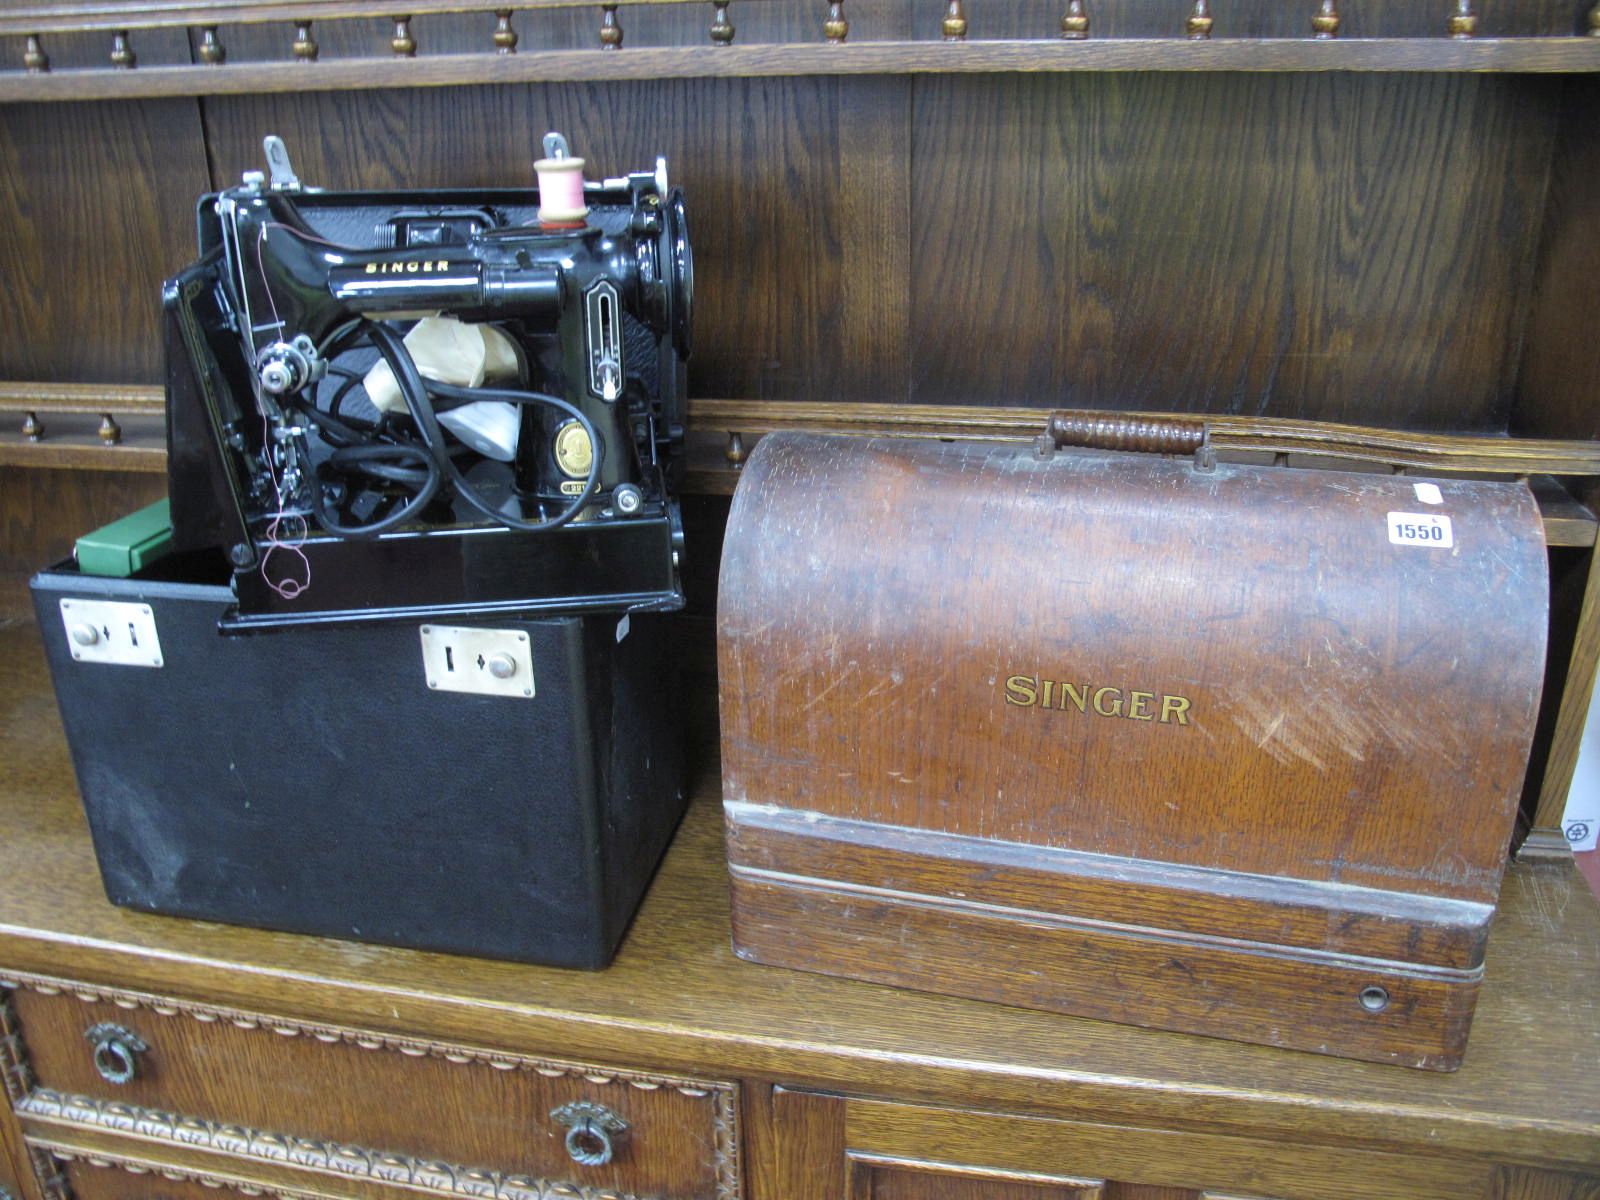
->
xmin=535 ymin=131 xmax=589 ymax=227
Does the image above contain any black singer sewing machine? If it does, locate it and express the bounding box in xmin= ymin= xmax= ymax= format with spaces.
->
xmin=165 ymin=133 xmax=692 ymax=628
xmin=28 ymin=135 xmax=696 ymax=968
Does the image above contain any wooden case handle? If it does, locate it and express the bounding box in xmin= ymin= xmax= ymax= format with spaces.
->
xmin=1042 ymin=411 xmax=1207 ymax=456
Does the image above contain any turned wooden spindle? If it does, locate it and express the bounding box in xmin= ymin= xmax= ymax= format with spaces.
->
xmin=725 ymin=432 xmax=748 ymax=468
xmin=710 ymin=1 xmax=735 ymax=43
xmin=943 ymin=0 xmax=968 ymax=40
xmin=824 ymin=0 xmax=849 ymax=42
xmin=1060 ymin=0 xmax=1088 ymax=39
xmin=23 ymin=35 xmax=49 ymax=72
xmin=1447 ymin=0 xmax=1477 ymax=37
xmin=110 ymin=30 xmax=136 ymax=68
xmin=198 ymin=26 xmax=226 ymax=64
xmin=493 ymin=10 xmax=518 ymax=52
xmin=1043 ymin=412 xmax=1205 ymax=457
xmin=21 ymin=413 xmax=42 ymax=443
xmin=1187 ymin=0 xmax=1212 ymax=38
xmin=98 ymin=415 xmax=122 ymax=447
xmin=391 ymin=15 xmax=417 ymax=55
xmin=1588 ymin=1 xmax=1599 ymax=36
xmin=1311 ymin=0 xmax=1340 ymax=38
xmin=599 ymin=5 xmax=623 ymax=48
xmin=293 ymin=21 xmax=319 ymax=60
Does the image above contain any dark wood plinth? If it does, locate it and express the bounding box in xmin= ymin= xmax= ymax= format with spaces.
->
xmin=1 ymin=614 xmax=1598 ymax=1198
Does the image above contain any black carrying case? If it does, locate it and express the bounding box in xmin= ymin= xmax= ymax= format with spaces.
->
xmin=30 ymin=562 xmax=687 ymax=969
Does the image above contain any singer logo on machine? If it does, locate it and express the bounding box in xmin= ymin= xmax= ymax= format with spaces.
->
xmin=1387 ymin=511 xmax=1454 ymax=549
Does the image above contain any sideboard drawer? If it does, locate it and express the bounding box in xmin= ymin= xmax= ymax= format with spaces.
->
xmin=50 ymin=1152 xmax=274 ymax=1200
xmin=3 ymin=979 xmax=739 ymax=1200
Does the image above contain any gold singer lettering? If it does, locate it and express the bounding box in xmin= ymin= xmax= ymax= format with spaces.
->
xmin=1004 ymin=674 xmax=1192 ymax=726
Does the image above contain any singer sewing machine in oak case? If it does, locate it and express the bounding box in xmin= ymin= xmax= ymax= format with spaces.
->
xmin=719 ymin=422 xmax=1550 ymax=1071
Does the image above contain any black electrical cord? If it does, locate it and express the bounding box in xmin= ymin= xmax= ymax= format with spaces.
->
xmin=328 ymin=443 xmax=435 ymax=487
xmin=366 ymin=321 xmax=604 ymax=534
xmin=294 ymin=401 xmax=373 ymax=448
xmin=309 ymin=441 xmax=442 ymax=538
xmin=293 ymin=396 xmax=442 ymax=537
xmin=328 ymin=373 xmax=365 ymax=421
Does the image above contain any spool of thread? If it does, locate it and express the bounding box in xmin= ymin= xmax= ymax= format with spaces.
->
xmin=535 ymin=154 xmax=589 ymax=226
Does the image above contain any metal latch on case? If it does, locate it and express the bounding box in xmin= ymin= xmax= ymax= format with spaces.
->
xmin=60 ymin=598 xmax=164 ymax=668
xmin=419 ymin=625 xmax=535 ymax=698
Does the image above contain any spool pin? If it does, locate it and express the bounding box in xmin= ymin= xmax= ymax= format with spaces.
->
xmin=535 ymin=132 xmax=589 ymax=227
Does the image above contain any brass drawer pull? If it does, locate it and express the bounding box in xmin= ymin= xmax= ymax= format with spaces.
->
xmin=551 ymin=1100 xmax=627 ymax=1167
xmin=84 ymin=1023 xmax=147 ymax=1084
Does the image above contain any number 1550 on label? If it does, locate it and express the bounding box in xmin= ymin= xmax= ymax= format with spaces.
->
xmin=1387 ymin=511 xmax=1454 ymax=549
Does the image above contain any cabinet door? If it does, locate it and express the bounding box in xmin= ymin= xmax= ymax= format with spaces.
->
xmin=0 ymin=1140 xmax=18 ymax=1200
xmin=763 ymin=1087 xmax=1558 ymax=1200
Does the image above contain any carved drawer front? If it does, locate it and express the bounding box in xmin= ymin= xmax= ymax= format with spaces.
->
xmin=49 ymin=1152 xmax=286 ymax=1200
xmin=2 ymin=978 xmax=740 ymax=1200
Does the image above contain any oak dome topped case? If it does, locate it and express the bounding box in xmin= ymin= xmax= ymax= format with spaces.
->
xmin=718 ymin=431 xmax=1549 ymax=1070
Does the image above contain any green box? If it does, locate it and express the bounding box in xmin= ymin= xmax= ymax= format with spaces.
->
xmin=75 ymin=498 xmax=174 ymax=578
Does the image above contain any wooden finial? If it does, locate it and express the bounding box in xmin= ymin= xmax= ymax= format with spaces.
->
xmin=599 ymin=5 xmax=623 ymax=48
xmin=391 ymin=15 xmax=417 ymax=55
xmin=98 ymin=415 xmax=122 ymax=447
xmin=1311 ymin=0 xmax=1340 ymax=37
xmin=198 ymin=26 xmax=226 ymax=64
xmin=1060 ymin=0 xmax=1088 ymax=39
xmin=293 ymin=21 xmax=319 ymax=60
xmin=110 ymin=30 xmax=136 ymax=68
xmin=21 ymin=413 xmax=42 ymax=442
xmin=23 ymin=35 xmax=48 ymax=72
xmin=824 ymin=0 xmax=848 ymax=42
xmin=493 ymin=10 xmax=519 ymax=52
xmin=725 ymin=432 xmax=747 ymax=468
xmin=1447 ymin=0 xmax=1477 ymax=37
xmin=710 ymin=1 xmax=735 ymax=43
xmin=1187 ymin=0 xmax=1212 ymax=38
xmin=943 ymin=0 xmax=968 ymax=40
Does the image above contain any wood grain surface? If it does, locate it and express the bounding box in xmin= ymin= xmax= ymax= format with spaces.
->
xmin=10 ymin=985 xmax=735 ymax=1200
xmin=691 ymin=400 xmax=1600 ymax=475
xmin=0 ymin=0 xmax=1595 ymax=39
xmin=1 ymin=585 xmax=1597 ymax=1169
xmin=0 ymin=99 xmax=209 ymax=385
xmin=55 ymin=1156 xmax=286 ymax=1200
xmin=909 ymin=72 xmax=1558 ymax=428
xmin=0 ymin=468 xmax=165 ymax=573
xmin=859 ymin=1160 xmax=1101 ymax=1200
xmin=1516 ymin=76 xmax=1600 ymax=443
xmin=771 ymin=1088 xmax=1600 ymax=1199
xmin=0 ymin=1121 xmax=21 ymax=1200
xmin=199 ymin=78 xmax=907 ymax=406
xmin=843 ymin=1096 xmax=1495 ymax=1200
xmin=718 ymin=432 xmax=1551 ymax=1065
xmin=4 ymin=39 xmax=1600 ymax=106
xmin=0 ymin=69 xmax=1591 ymax=431
xmin=720 ymin=435 xmax=1547 ymax=900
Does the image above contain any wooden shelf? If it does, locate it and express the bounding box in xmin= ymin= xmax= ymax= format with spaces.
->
xmin=2 ymin=37 xmax=1598 ymax=102
xmin=0 ymin=612 xmax=1597 ymax=1172
xmin=0 ymin=0 xmax=707 ymax=35
xmin=5 ymin=384 xmax=1591 ymax=544
xmin=0 ymin=383 xmax=164 ymax=472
